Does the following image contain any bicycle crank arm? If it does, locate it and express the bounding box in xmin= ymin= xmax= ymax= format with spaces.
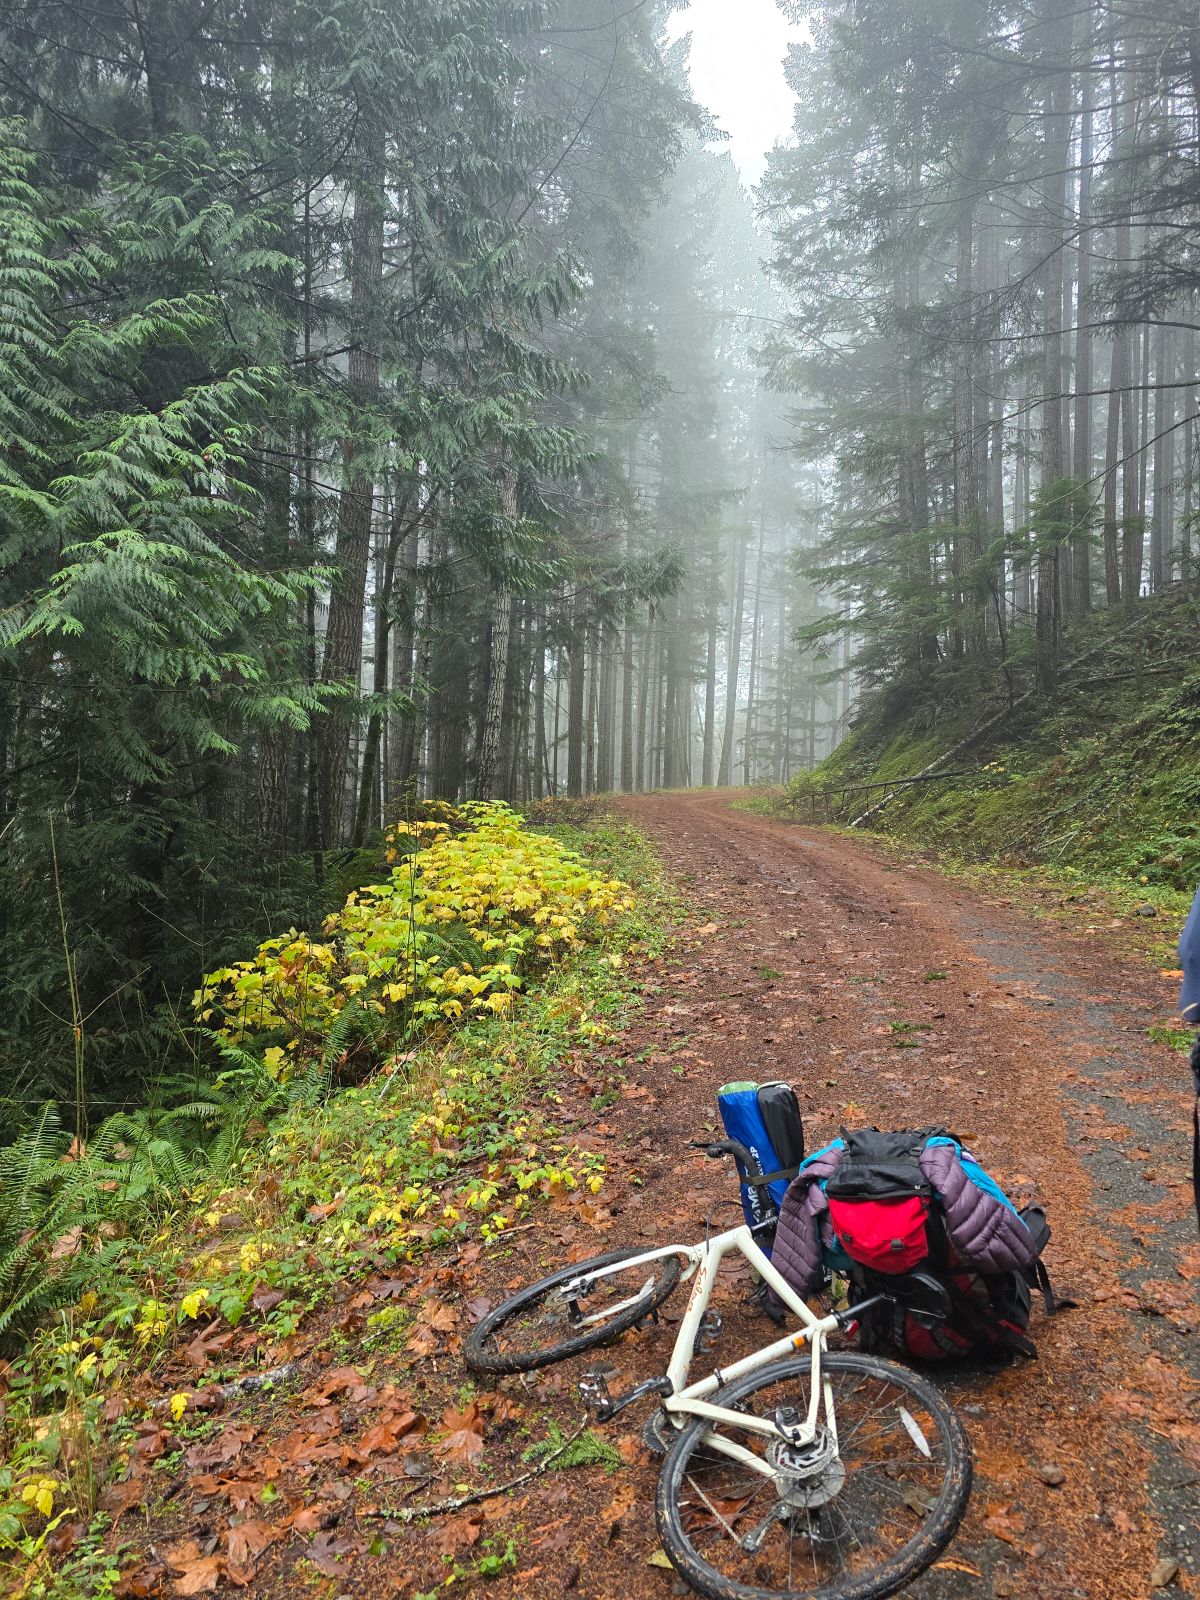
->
xmin=580 ymin=1372 xmax=674 ymax=1422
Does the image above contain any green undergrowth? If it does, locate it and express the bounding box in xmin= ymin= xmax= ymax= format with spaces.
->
xmin=0 ymin=814 xmax=677 ymax=1596
xmin=764 ymin=592 xmax=1200 ymax=913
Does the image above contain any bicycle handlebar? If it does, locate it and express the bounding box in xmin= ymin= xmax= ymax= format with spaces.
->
xmin=690 ymin=1136 xmax=758 ymax=1169
xmin=688 ymin=1138 xmax=782 ymax=1219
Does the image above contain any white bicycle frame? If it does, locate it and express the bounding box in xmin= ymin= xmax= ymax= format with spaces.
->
xmin=566 ymin=1222 xmax=846 ymax=1481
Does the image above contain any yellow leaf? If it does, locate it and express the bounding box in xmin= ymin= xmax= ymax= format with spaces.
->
xmin=170 ymin=1393 xmax=189 ymax=1423
xmin=647 ymin=1549 xmax=675 ymax=1570
xmin=181 ymin=1287 xmax=210 ymax=1320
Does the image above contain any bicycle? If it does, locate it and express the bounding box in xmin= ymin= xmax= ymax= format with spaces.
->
xmin=465 ymin=1138 xmax=972 ymax=1600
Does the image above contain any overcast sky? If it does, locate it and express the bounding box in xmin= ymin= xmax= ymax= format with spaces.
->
xmin=666 ymin=0 xmax=805 ymax=187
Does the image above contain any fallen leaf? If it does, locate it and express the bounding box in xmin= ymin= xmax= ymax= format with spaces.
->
xmin=933 ymin=1559 xmax=982 ymax=1577
xmin=306 ymin=1531 xmax=363 ymax=1577
xmin=312 ymin=1366 xmax=374 ymax=1404
xmin=184 ymin=1324 xmax=235 ymax=1371
xmin=169 ymin=1554 xmax=225 ymax=1596
xmin=114 ymin=1563 xmax=167 ymax=1598
xmin=46 ymin=1519 xmax=86 ymax=1560
xmin=292 ymin=1505 xmax=336 ymax=1534
xmin=360 ymin=1411 xmax=423 ymax=1456
xmin=99 ymin=1478 xmax=145 ymax=1524
xmin=647 ymin=1548 xmax=675 ymax=1569
xmin=421 ymin=1299 xmax=458 ymax=1333
xmin=50 ymin=1225 xmax=84 ymax=1260
xmin=530 ymin=1517 xmax=573 ymax=1552
xmin=367 ymin=1276 xmax=412 ymax=1300
xmin=615 ymin=1431 xmax=651 ymax=1466
xmin=431 ymin=1515 xmax=482 ymax=1558
xmin=186 ymin=1425 xmax=257 ymax=1472
xmin=434 ymin=1402 xmax=485 ymax=1467
xmin=983 ymin=1501 xmax=1026 ymax=1546
xmin=480 ymin=1391 xmax=522 ymax=1427
xmin=225 ymin=1518 xmax=279 ymax=1577
xmin=605 ymin=1482 xmax=638 ymax=1525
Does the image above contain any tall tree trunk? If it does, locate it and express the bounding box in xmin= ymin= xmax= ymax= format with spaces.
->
xmin=566 ymin=596 xmax=586 ymax=798
xmin=661 ymin=596 xmax=680 ymax=790
xmin=1035 ymin=0 xmax=1072 ymax=692
xmin=742 ymin=521 xmax=766 ymax=787
xmin=620 ymin=610 xmax=635 ymax=792
xmin=1070 ymin=60 xmax=1095 ymax=613
xmin=532 ymin=603 xmax=547 ymax=802
xmin=952 ymin=195 xmax=982 ymax=657
xmin=1103 ymin=337 xmax=1124 ymax=605
xmin=718 ymin=531 xmax=747 ymax=786
xmin=390 ymin=517 xmax=421 ymax=798
xmin=597 ymin=621 xmax=615 ymax=793
xmin=1150 ymin=323 xmax=1175 ymax=592
xmin=315 ymin=131 xmax=384 ymax=845
xmin=474 ymin=484 xmax=516 ymax=802
xmin=635 ymin=616 xmax=652 ymax=792
xmin=702 ymin=599 xmax=717 ymax=786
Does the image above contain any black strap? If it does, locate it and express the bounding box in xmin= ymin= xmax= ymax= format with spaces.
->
xmin=752 ymin=1164 xmax=802 ymax=1188
xmin=1031 ymin=1257 xmax=1076 ymax=1315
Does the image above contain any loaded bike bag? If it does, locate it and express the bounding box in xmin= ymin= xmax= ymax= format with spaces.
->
xmin=822 ymin=1128 xmax=936 ymax=1274
xmin=717 ymin=1081 xmax=805 ymax=1229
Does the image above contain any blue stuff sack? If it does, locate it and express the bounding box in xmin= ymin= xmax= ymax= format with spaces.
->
xmin=717 ymin=1080 xmax=806 ymax=1230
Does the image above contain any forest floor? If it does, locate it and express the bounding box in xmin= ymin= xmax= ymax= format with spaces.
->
xmin=113 ymin=793 xmax=1200 ymax=1600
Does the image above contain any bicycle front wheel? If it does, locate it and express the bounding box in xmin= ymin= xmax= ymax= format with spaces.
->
xmin=656 ymin=1351 xmax=971 ymax=1600
xmin=464 ymin=1246 xmax=682 ymax=1375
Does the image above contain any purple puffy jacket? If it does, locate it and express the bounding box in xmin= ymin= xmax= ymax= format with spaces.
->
xmin=771 ymin=1134 xmax=1038 ymax=1299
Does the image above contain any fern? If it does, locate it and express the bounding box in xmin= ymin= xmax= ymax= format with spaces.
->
xmin=521 ymin=1420 xmax=622 ymax=1473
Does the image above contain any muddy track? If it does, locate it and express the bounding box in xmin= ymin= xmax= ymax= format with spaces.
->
xmin=120 ymin=794 xmax=1200 ymax=1600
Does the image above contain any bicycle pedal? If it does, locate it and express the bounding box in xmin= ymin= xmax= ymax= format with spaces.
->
xmin=579 ymin=1371 xmax=612 ymax=1412
xmin=693 ymin=1310 xmax=724 ymax=1353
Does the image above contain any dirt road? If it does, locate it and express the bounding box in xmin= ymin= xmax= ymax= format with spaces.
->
xmin=608 ymin=792 xmax=1199 ymax=1600
xmin=121 ymin=794 xmax=1200 ymax=1600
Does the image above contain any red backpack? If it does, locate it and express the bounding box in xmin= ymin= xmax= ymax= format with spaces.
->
xmin=822 ymin=1129 xmax=1066 ymax=1361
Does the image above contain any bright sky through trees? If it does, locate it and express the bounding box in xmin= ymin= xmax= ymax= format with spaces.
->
xmin=667 ymin=0 xmax=804 ymax=185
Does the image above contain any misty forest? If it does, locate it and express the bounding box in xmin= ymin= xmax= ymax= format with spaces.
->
xmin=3 ymin=1 xmax=1200 ymax=1594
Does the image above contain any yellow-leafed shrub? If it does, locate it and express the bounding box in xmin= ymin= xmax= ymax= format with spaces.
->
xmin=194 ymin=803 xmax=633 ymax=1077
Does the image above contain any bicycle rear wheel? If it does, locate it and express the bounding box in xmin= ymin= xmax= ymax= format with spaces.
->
xmin=464 ymin=1247 xmax=682 ymax=1375
xmin=656 ymin=1351 xmax=971 ymax=1600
